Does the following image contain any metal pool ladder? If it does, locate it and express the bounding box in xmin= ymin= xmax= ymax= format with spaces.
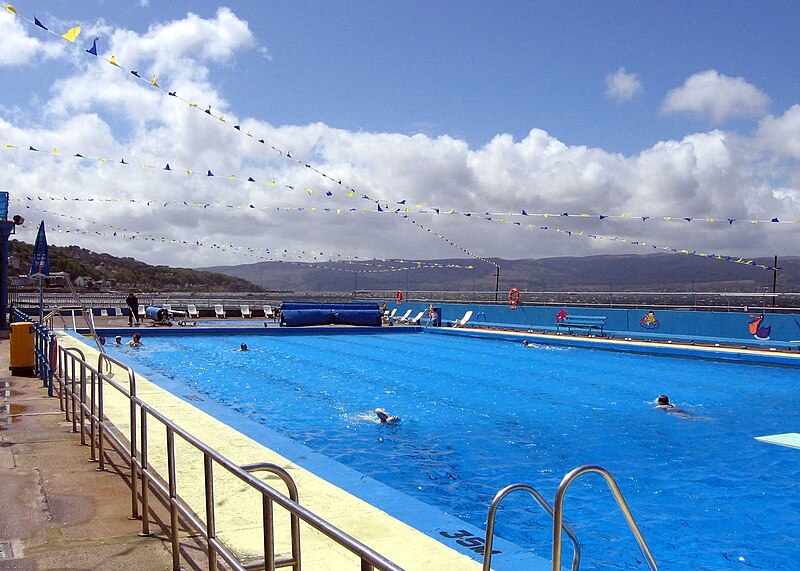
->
xmin=482 ymin=464 xmax=658 ymax=571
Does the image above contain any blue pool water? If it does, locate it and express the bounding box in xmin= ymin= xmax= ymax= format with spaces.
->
xmin=109 ymin=331 xmax=800 ymax=570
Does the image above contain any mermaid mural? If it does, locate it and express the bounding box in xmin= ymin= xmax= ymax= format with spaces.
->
xmin=748 ymin=314 xmax=772 ymax=340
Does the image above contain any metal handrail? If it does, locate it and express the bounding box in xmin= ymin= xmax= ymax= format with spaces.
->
xmin=482 ymin=483 xmax=581 ymax=571
xmin=552 ymin=465 xmax=658 ymax=571
xmin=48 ymin=331 xmax=405 ymax=571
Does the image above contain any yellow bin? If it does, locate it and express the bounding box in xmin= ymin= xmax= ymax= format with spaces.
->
xmin=9 ymin=321 xmax=36 ymax=376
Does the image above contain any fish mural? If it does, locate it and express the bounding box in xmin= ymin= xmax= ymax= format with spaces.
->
xmin=748 ymin=314 xmax=772 ymax=340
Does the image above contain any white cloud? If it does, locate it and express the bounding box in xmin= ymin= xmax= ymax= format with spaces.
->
xmin=0 ymin=11 xmax=797 ymax=270
xmin=0 ymin=10 xmax=64 ymax=66
xmin=757 ymin=104 xmax=800 ymax=160
xmin=605 ymin=67 xmax=642 ymax=102
xmin=661 ymin=69 xmax=771 ymax=123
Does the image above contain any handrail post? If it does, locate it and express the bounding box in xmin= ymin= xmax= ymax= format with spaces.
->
xmin=166 ymin=426 xmax=181 ymax=571
xmin=99 ymin=353 xmax=139 ymax=519
xmin=89 ymin=368 xmax=97 ymax=462
xmin=96 ymin=371 xmax=105 ymax=471
xmin=204 ymin=454 xmax=218 ymax=571
xmin=552 ymin=465 xmax=658 ymax=571
xmin=483 ymin=483 xmax=580 ymax=571
xmin=139 ymin=407 xmax=153 ymax=537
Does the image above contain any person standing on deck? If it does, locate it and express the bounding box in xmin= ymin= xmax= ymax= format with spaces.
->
xmin=126 ymin=292 xmax=140 ymax=326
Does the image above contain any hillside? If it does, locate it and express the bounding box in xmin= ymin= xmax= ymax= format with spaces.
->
xmin=9 ymin=240 xmax=263 ymax=292
xmin=9 ymin=237 xmax=796 ymax=293
xmin=203 ymin=253 xmax=800 ymax=293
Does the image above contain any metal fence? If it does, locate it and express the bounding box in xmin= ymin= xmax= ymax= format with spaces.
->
xmin=25 ymin=313 xmax=405 ymax=571
xmin=10 ymin=288 xmax=800 ymax=314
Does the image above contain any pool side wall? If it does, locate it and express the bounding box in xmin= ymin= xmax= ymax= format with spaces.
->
xmin=381 ymin=302 xmax=800 ymax=346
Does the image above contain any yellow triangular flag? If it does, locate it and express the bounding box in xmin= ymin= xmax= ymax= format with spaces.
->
xmin=5 ymin=5 xmax=18 ymax=15
xmin=150 ymin=75 xmax=158 ymax=87
xmin=51 ymin=148 xmax=59 ymax=155
xmin=109 ymin=55 xmax=120 ymax=67
xmin=61 ymin=25 xmax=81 ymax=43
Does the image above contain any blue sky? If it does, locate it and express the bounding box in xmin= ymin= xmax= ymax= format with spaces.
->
xmin=1 ymin=1 xmax=799 ymax=269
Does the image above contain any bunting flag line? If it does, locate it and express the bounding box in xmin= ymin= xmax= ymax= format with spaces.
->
xmin=3 ymin=4 xmax=791 ymax=272
xmin=19 ymin=204 xmax=475 ymax=274
xmin=4 ymin=142 xmax=800 ymax=227
xmin=10 ymin=195 xmax=778 ymax=271
xmin=2 ymin=3 xmax=516 ymax=269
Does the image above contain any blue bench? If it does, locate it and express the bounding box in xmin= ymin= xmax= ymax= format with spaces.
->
xmin=556 ymin=315 xmax=607 ymax=336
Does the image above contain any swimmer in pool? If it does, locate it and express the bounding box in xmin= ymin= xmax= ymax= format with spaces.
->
xmin=114 ymin=335 xmax=123 ymax=346
xmin=375 ymin=408 xmax=400 ymax=424
xmin=239 ymin=343 xmax=249 ymax=351
xmin=655 ymin=395 xmax=692 ymax=417
xmin=128 ymin=333 xmax=143 ymax=347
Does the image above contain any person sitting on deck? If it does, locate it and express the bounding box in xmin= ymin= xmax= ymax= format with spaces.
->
xmin=375 ymin=408 xmax=400 ymax=424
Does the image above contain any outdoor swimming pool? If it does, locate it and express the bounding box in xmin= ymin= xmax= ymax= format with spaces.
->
xmin=107 ymin=330 xmax=800 ymax=570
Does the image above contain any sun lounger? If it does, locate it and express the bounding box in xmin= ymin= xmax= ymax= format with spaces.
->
xmin=382 ymin=308 xmax=397 ymax=324
xmin=214 ymin=304 xmax=226 ymax=319
xmin=451 ymin=310 xmax=473 ymax=327
xmin=408 ymin=311 xmax=425 ymax=325
xmin=396 ymin=309 xmax=413 ymax=323
xmin=240 ymin=305 xmax=252 ymax=318
xmin=187 ymin=304 xmax=199 ymax=318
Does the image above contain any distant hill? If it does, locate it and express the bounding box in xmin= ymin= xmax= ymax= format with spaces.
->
xmin=10 ymin=237 xmax=795 ymax=294
xmin=9 ymin=240 xmax=263 ymax=292
xmin=202 ymin=253 xmax=800 ymax=293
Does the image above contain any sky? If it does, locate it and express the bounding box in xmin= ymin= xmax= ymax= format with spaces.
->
xmin=1 ymin=1 xmax=799 ymax=275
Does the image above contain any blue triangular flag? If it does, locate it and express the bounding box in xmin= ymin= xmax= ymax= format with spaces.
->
xmin=86 ymin=37 xmax=99 ymax=56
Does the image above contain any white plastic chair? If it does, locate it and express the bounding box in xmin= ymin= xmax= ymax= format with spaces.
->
xmin=187 ymin=305 xmax=199 ymax=318
xmin=240 ymin=305 xmax=252 ymax=318
xmin=214 ymin=304 xmax=226 ymax=319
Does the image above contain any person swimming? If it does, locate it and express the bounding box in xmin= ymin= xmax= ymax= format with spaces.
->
xmin=655 ymin=394 xmax=692 ymax=417
xmin=375 ymin=408 xmax=400 ymax=423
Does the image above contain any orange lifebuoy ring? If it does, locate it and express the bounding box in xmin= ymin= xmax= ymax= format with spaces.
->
xmin=509 ymin=288 xmax=520 ymax=309
xmin=396 ymin=290 xmax=403 ymax=303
